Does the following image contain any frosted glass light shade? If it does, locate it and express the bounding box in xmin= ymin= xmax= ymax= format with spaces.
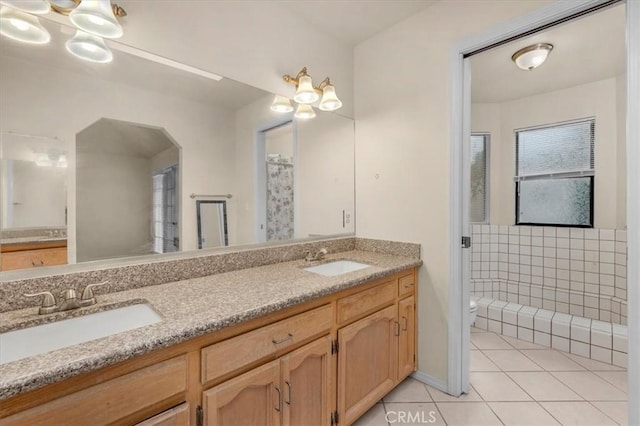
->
xmin=294 ymin=75 xmax=319 ymax=104
xmin=66 ymin=30 xmax=113 ymax=63
xmin=512 ymin=43 xmax=553 ymax=71
xmin=69 ymin=0 xmax=123 ymax=39
xmin=0 ymin=7 xmax=50 ymax=44
xmin=294 ymin=104 xmax=316 ymax=120
xmin=318 ymin=84 xmax=342 ymax=111
xmin=0 ymin=0 xmax=50 ymax=14
xmin=270 ymin=95 xmax=294 ymax=113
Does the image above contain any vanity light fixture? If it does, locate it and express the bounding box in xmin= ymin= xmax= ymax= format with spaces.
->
xmin=318 ymin=78 xmax=342 ymax=111
xmin=66 ymin=29 xmax=113 ymax=63
xmin=294 ymin=103 xmax=316 ymax=120
xmin=0 ymin=6 xmax=51 ymax=44
xmin=511 ymin=43 xmax=554 ymax=71
xmin=276 ymin=67 xmax=343 ymax=118
xmin=0 ymin=1 xmax=126 ymax=64
xmin=270 ymin=95 xmax=294 ymax=113
xmin=69 ymin=0 xmax=123 ymax=39
xmin=0 ymin=0 xmax=50 ymax=14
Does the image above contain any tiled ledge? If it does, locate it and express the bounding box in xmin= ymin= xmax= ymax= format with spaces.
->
xmin=472 ymin=296 xmax=628 ymax=368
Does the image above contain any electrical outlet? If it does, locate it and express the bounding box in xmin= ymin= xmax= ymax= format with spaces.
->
xmin=345 ymin=210 xmax=352 ymax=225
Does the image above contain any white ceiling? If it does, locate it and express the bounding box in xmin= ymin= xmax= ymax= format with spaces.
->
xmin=274 ymin=0 xmax=438 ymax=46
xmin=470 ymin=3 xmax=625 ymax=103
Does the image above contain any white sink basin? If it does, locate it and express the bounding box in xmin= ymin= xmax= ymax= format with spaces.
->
xmin=0 ymin=304 xmax=162 ymax=365
xmin=304 ymin=260 xmax=371 ymax=276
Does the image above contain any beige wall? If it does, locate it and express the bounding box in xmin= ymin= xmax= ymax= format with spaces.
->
xmin=0 ymin=56 xmax=236 ymax=260
xmin=472 ymin=76 xmax=626 ymax=229
xmin=77 ymin=0 xmax=354 ymax=117
xmin=354 ymin=0 xmax=553 ymax=383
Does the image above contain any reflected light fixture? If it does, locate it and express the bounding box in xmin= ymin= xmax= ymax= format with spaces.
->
xmin=69 ymin=0 xmax=123 ymax=39
xmin=511 ymin=43 xmax=553 ymax=71
xmin=294 ymin=104 xmax=316 ymax=120
xmin=0 ymin=0 xmax=50 ymax=14
xmin=66 ymin=29 xmax=113 ymax=63
xmin=0 ymin=6 xmax=50 ymax=43
xmin=270 ymin=95 xmax=294 ymax=113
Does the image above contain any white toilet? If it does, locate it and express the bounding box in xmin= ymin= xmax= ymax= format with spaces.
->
xmin=469 ymin=299 xmax=478 ymax=326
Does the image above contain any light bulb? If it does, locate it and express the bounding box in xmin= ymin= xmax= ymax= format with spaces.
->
xmin=294 ymin=104 xmax=316 ymax=120
xmin=0 ymin=6 xmax=50 ymax=44
xmin=270 ymin=95 xmax=294 ymax=113
xmin=294 ymin=75 xmax=319 ymax=104
xmin=69 ymin=0 xmax=123 ymax=39
xmin=318 ymin=84 xmax=342 ymax=111
xmin=66 ymin=30 xmax=113 ymax=63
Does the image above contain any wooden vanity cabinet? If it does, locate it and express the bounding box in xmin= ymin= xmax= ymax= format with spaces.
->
xmin=337 ymin=305 xmax=398 ymax=425
xmin=203 ymin=336 xmax=333 ymax=426
xmin=1 ymin=240 xmax=67 ymax=271
xmin=0 ymin=268 xmax=417 ymax=426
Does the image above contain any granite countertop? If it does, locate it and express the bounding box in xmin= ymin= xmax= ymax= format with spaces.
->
xmin=0 ymin=250 xmax=421 ymax=400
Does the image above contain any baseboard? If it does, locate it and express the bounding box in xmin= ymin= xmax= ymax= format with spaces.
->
xmin=411 ymin=370 xmax=448 ymax=393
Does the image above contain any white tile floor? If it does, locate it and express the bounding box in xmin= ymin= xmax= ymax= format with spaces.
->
xmin=354 ymin=328 xmax=628 ymax=425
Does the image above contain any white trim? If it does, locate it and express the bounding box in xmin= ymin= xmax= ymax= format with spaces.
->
xmin=411 ymin=371 xmax=448 ymax=394
xmin=448 ymin=0 xmax=636 ymax=407
xmin=625 ymin=0 xmax=639 ymax=422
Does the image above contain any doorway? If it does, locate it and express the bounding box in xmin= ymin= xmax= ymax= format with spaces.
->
xmin=254 ymin=121 xmax=296 ymax=242
xmin=449 ymin=1 xmax=638 ymax=423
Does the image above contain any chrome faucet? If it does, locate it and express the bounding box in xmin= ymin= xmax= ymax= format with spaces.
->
xmin=24 ymin=281 xmax=108 ymax=315
xmin=305 ymin=248 xmax=328 ymax=262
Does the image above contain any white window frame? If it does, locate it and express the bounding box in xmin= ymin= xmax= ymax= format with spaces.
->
xmin=514 ymin=118 xmax=595 ymax=227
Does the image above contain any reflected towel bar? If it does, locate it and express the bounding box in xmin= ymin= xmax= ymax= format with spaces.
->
xmin=190 ymin=193 xmax=233 ymax=199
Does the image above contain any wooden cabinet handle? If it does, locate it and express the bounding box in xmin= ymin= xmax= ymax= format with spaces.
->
xmin=272 ymin=333 xmax=293 ymax=344
xmin=32 ymin=260 xmax=45 ymax=267
xmin=285 ymin=381 xmax=292 ymax=405
xmin=394 ymin=321 xmax=400 ymax=336
xmin=402 ymin=316 xmax=408 ymax=331
xmin=274 ymin=386 xmax=282 ymax=412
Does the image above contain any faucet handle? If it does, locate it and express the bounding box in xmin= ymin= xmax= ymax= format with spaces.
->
xmin=80 ymin=281 xmax=108 ymax=306
xmin=24 ymin=292 xmax=57 ymax=314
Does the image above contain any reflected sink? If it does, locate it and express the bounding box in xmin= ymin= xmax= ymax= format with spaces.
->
xmin=0 ymin=304 xmax=162 ymax=365
xmin=304 ymin=260 xmax=371 ymax=276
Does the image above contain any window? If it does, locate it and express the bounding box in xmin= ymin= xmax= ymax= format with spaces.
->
xmin=470 ymin=134 xmax=489 ymax=223
xmin=515 ymin=119 xmax=595 ymax=227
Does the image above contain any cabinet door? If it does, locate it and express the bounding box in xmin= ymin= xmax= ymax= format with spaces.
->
xmin=398 ymin=296 xmax=416 ymax=380
xmin=203 ymin=360 xmax=281 ymax=426
xmin=281 ymin=336 xmax=333 ymax=426
xmin=337 ymin=305 xmax=397 ymax=425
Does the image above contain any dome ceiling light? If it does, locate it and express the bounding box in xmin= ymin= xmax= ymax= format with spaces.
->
xmin=511 ymin=43 xmax=554 ymax=71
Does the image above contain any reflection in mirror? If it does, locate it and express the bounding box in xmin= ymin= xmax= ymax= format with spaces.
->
xmin=0 ymin=17 xmax=355 ymax=273
xmin=197 ymin=200 xmax=228 ymax=249
xmin=76 ymin=119 xmax=181 ymax=262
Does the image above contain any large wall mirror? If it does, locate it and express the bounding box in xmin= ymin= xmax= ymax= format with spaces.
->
xmin=0 ymin=17 xmax=355 ymax=274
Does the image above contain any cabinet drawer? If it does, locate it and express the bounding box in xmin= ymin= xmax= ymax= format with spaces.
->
xmin=337 ymin=281 xmax=396 ymax=325
xmin=136 ymin=402 xmax=189 ymax=426
xmin=3 ymin=355 xmax=188 ymax=426
xmin=398 ymin=273 xmax=415 ymax=298
xmin=201 ymin=304 xmax=332 ymax=385
xmin=1 ymin=247 xmax=67 ymax=271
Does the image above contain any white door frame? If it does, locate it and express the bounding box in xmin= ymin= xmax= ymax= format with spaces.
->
xmin=253 ymin=118 xmax=296 ymax=243
xmin=448 ymin=1 xmax=639 ymax=424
